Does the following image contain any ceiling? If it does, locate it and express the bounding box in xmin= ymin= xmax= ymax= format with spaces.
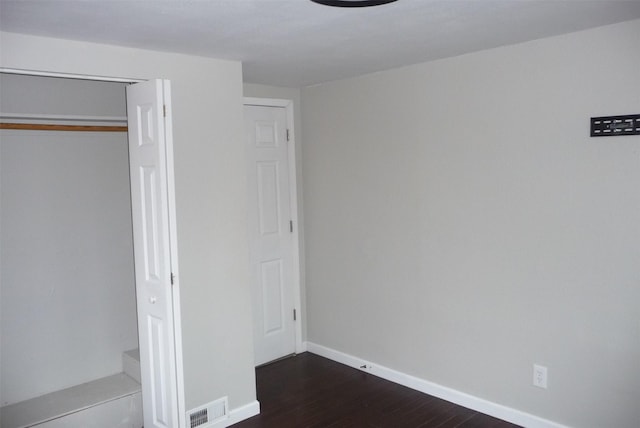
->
xmin=1 ymin=0 xmax=639 ymax=87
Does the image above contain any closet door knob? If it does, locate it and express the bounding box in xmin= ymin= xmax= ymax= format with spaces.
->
xmin=149 ymin=297 xmax=157 ymax=304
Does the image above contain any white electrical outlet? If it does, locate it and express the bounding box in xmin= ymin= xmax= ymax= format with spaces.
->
xmin=533 ymin=364 xmax=548 ymax=389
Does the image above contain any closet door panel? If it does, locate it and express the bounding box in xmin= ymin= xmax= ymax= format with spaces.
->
xmin=127 ymin=79 xmax=180 ymax=428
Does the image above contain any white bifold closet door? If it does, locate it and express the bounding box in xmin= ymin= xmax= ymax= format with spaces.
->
xmin=127 ymin=79 xmax=180 ymax=428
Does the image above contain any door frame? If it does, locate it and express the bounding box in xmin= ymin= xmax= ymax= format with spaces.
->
xmin=243 ymin=97 xmax=304 ymax=356
xmin=0 ymin=67 xmax=187 ymax=428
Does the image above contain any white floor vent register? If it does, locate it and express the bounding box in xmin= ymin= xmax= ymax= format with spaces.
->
xmin=187 ymin=397 xmax=228 ymax=428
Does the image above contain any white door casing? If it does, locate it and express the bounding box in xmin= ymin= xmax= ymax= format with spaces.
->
xmin=127 ymin=79 xmax=180 ymax=428
xmin=244 ymin=102 xmax=300 ymax=366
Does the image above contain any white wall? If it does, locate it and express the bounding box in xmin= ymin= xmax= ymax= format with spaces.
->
xmin=301 ymin=20 xmax=640 ymax=428
xmin=0 ymin=74 xmax=138 ymax=406
xmin=0 ymin=73 xmax=127 ymax=117
xmin=242 ymin=83 xmax=307 ymax=341
xmin=0 ymin=133 xmax=137 ymax=404
xmin=0 ymin=33 xmax=256 ymax=413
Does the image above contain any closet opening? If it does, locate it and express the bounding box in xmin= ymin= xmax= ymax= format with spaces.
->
xmin=0 ymin=72 xmax=144 ymax=427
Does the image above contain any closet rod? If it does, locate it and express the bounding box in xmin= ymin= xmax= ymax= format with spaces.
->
xmin=0 ymin=123 xmax=128 ymax=132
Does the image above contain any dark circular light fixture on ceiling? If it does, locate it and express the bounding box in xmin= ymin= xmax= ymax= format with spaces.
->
xmin=311 ymin=0 xmax=398 ymax=7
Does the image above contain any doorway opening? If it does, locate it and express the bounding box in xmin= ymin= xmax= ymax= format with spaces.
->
xmin=0 ymin=72 xmax=182 ymax=428
xmin=0 ymin=72 xmax=141 ymax=427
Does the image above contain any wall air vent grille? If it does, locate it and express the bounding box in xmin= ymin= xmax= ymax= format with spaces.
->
xmin=591 ymin=114 xmax=640 ymax=137
xmin=187 ymin=396 xmax=228 ymax=428
xmin=190 ymin=408 xmax=208 ymax=427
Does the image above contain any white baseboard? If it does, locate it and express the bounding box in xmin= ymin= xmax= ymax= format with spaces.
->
xmin=225 ymin=400 xmax=260 ymax=427
xmin=305 ymin=342 xmax=568 ymax=428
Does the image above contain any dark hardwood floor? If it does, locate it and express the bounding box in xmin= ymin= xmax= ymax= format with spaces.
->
xmin=231 ymin=352 xmax=520 ymax=428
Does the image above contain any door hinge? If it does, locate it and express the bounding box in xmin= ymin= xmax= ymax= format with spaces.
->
xmin=289 ymin=220 xmax=293 ymax=233
xmin=170 ymin=272 xmax=175 ymax=285
xmin=293 ymin=309 xmax=297 ymax=321
xmin=286 ymin=129 xmax=290 ymax=142
xmin=163 ymin=105 xmax=167 ymax=117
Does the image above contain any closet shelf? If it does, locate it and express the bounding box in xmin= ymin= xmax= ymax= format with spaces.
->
xmin=0 ymin=113 xmax=127 ymax=122
xmin=0 ymin=123 xmax=128 ymax=132
xmin=0 ymin=373 xmax=141 ymax=428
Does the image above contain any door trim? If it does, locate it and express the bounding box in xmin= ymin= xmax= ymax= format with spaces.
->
xmin=243 ymin=97 xmax=304 ymax=356
xmin=0 ymin=68 xmax=186 ymax=428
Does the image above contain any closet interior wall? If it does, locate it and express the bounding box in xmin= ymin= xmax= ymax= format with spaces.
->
xmin=0 ymin=73 xmax=138 ymax=406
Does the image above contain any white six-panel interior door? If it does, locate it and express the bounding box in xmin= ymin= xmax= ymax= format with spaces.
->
xmin=244 ymin=104 xmax=297 ymax=366
xmin=127 ymin=79 xmax=181 ymax=428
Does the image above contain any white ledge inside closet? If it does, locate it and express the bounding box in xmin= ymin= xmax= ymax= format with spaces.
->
xmin=0 ymin=112 xmax=127 ymax=124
